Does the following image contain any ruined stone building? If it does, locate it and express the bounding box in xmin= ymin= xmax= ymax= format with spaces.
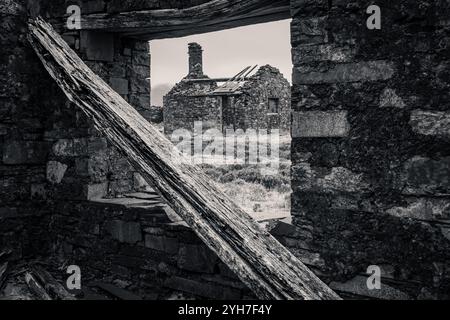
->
xmin=1 ymin=0 xmax=450 ymax=300
xmin=163 ymin=43 xmax=291 ymax=134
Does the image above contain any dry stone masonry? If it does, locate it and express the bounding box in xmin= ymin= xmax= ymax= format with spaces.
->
xmin=164 ymin=43 xmax=291 ymax=134
xmin=1 ymin=0 xmax=449 ymax=300
xmin=288 ymin=0 xmax=450 ymax=299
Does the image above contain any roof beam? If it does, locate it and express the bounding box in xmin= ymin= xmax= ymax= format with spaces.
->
xmin=56 ymin=0 xmax=291 ymax=40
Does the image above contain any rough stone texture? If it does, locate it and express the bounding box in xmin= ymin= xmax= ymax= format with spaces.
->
xmin=410 ymin=111 xmax=450 ymax=138
xmin=292 ymin=111 xmax=349 ymax=138
xmin=46 ymin=161 xmax=68 ymax=184
xmin=164 ymin=83 xmax=221 ymax=134
xmin=379 ymin=88 xmax=406 ymax=108
xmin=398 ymin=156 xmax=450 ymax=196
xmin=2 ymin=0 xmax=450 ymax=300
xmin=164 ymin=44 xmax=291 ymax=134
xmin=0 ymin=0 xmax=153 ymax=261
xmin=188 ymin=42 xmax=204 ymax=78
xmin=48 ymin=199 xmax=254 ymax=299
xmin=0 ymin=0 xmax=57 ymax=260
xmin=290 ymin=0 xmax=450 ymax=299
xmin=293 ymin=60 xmax=395 ymax=84
xmin=230 ymin=65 xmax=291 ymax=132
xmin=106 ymin=220 xmax=143 ymax=244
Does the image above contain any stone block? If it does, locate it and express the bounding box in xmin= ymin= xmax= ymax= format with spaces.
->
xmin=291 ymin=16 xmax=328 ymax=46
xmin=52 ymin=138 xmax=88 ymax=157
xmin=269 ymin=221 xmax=298 ymax=237
xmin=130 ymin=95 xmax=151 ymax=110
xmin=106 ymin=220 xmax=142 ymax=244
xmin=31 ymin=184 xmax=47 ymax=200
xmin=133 ymin=172 xmax=151 ymax=191
xmin=132 ymin=51 xmax=150 ymax=66
xmin=109 ymin=78 xmax=129 ymax=95
xmin=87 ymin=154 xmax=109 ymax=182
xmin=130 ymin=65 xmax=150 ymax=80
xmin=52 ymin=139 xmax=72 ymax=156
xmin=130 ymin=78 xmax=150 ymax=94
xmin=440 ymin=227 xmax=450 ymax=241
xmin=81 ymin=31 xmax=114 ymax=62
xmin=109 ymin=64 xmax=127 ymax=78
xmin=292 ymin=164 xmax=370 ymax=194
xmin=145 ymin=235 xmax=179 ymax=254
xmin=379 ymin=88 xmax=406 ymax=108
xmin=134 ymin=41 xmax=149 ymax=52
xmin=86 ymin=182 xmax=108 ymax=200
xmin=293 ymin=61 xmax=395 ymax=84
xmin=123 ymin=48 xmax=132 ymax=56
xmin=399 ymin=156 xmax=450 ymax=195
xmin=46 ymin=161 xmax=68 ymax=184
xmin=386 ymin=198 xmax=450 ymax=221
xmin=292 ymin=111 xmax=349 ymax=138
xmin=87 ymin=137 xmax=108 ymax=153
xmin=2 ymin=141 xmax=47 ymax=165
xmin=410 ymin=110 xmax=450 ymax=138
xmin=177 ymin=244 xmax=218 ymax=273
xmin=293 ymin=44 xmax=354 ymax=64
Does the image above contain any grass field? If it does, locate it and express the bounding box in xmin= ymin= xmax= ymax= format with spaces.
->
xmin=199 ymin=134 xmax=292 ymax=221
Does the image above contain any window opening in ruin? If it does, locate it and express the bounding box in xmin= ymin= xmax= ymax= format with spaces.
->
xmin=268 ymin=98 xmax=280 ymax=114
xmin=150 ymin=20 xmax=293 ymax=223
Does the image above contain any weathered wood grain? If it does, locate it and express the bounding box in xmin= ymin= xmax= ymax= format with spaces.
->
xmin=27 ymin=17 xmax=340 ymax=300
xmin=57 ymin=0 xmax=290 ymax=40
xmin=0 ymin=263 xmax=9 ymax=291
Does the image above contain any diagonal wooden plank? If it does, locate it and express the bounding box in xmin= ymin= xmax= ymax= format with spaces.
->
xmin=27 ymin=17 xmax=340 ymax=300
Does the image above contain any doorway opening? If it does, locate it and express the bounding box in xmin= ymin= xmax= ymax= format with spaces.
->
xmin=150 ymin=19 xmax=293 ymax=224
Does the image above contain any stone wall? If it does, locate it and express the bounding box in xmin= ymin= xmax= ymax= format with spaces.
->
xmin=289 ymin=0 xmax=450 ymax=299
xmin=1 ymin=0 xmax=152 ymax=260
xmin=3 ymin=0 xmax=450 ymax=300
xmin=0 ymin=0 xmax=57 ymax=260
xmin=49 ymin=198 xmax=254 ymax=299
xmin=164 ymin=81 xmax=221 ymax=135
xmin=232 ymin=65 xmax=291 ymax=132
xmin=46 ymin=31 xmax=152 ymax=200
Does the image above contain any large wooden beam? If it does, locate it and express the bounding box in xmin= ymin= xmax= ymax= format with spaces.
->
xmin=27 ymin=17 xmax=340 ymax=300
xmin=58 ymin=0 xmax=290 ymax=40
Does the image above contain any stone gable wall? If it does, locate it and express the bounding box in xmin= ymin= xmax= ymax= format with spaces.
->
xmin=232 ymin=65 xmax=291 ymax=132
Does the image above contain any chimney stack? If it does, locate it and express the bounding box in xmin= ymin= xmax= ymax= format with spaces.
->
xmin=188 ymin=43 xmax=203 ymax=77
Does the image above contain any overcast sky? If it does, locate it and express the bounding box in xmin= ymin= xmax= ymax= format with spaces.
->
xmin=150 ymin=19 xmax=292 ymax=106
